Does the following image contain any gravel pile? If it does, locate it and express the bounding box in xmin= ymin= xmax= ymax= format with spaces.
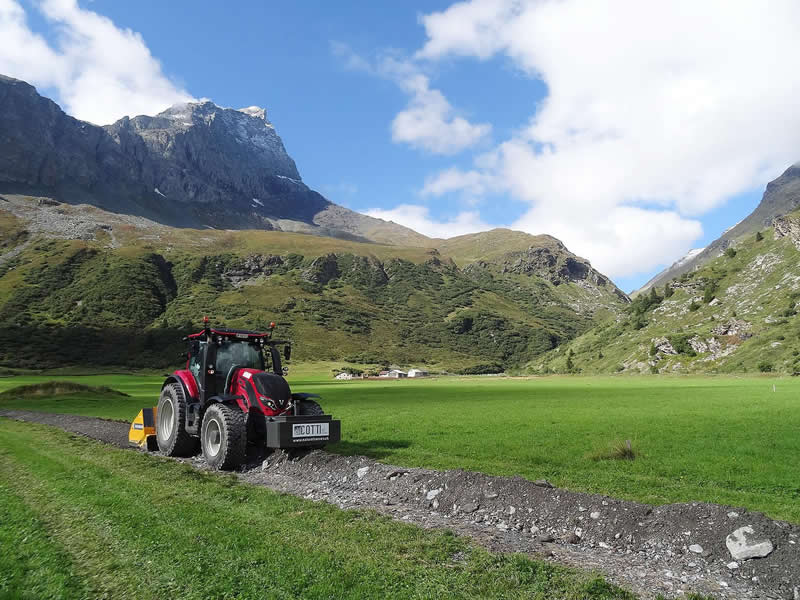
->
xmin=2 ymin=409 xmax=797 ymax=599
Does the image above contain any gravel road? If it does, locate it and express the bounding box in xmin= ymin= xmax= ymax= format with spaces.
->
xmin=2 ymin=410 xmax=797 ymax=600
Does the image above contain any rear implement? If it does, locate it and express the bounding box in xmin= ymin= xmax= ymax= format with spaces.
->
xmin=128 ymin=407 xmax=158 ymax=451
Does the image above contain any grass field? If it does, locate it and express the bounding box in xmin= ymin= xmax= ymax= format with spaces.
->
xmin=0 ymin=420 xmax=635 ymax=600
xmin=1 ymin=373 xmax=798 ymax=523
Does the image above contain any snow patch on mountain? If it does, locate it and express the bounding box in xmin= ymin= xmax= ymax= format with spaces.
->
xmin=238 ymin=106 xmax=266 ymax=120
xmin=673 ymin=247 xmax=704 ymax=268
xmin=721 ymin=219 xmax=743 ymax=235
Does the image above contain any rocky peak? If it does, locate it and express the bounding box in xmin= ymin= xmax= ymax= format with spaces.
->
xmin=110 ymin=99 xmax=301 ymax=182
xmin=0 ymin=74 xmax=430 ymax=245
xmin=238 ymin=106 xmax=267 ymax=120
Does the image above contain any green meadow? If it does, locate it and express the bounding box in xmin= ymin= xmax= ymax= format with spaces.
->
xmin=1 ymin=372 xmax=798 ymax=523
xmin=0 ymin=420 xmax=635 ymax=600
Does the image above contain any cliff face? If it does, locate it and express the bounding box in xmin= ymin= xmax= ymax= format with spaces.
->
xmin=0 ymin=74 xmax=427 ymax=243
xmin=773 ymin=212 xmax=800 ymax=249
xmin=0 ymin=74 xmax=141 ymax=195
xmin=102 ymin=101 xmax=332 ymax=225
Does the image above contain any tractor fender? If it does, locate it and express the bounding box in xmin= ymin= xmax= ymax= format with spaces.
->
xmin=164 ymin=371 xmax=198 ymax=402
xmin=206 ymin=394 xmax=248 ymax=413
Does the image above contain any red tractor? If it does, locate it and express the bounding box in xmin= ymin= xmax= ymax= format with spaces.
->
xmin=129 ymin=319 xmax=340 ymax=469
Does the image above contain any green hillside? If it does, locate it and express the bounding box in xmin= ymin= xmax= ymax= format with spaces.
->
xmin=0 ymin=206 xmax=627 ymax=372
xmin=436 ymin=229 xmax=566 ymax=266
xmin=531 ymin=211 xmax=800 ymax=375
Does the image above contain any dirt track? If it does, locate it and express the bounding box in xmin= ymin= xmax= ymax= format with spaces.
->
xmin=2 ymin=409 xmax=798 ymax=600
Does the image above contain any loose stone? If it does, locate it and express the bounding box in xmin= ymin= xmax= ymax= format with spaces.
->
xmin=726 ymin=525 xmax=774 ymax=560
xmin=426 ymin=488 xmax=442 ymax=501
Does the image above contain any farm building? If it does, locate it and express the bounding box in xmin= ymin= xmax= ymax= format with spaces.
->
xmin=383 ymin=369 xmax=407 ymax=378
xmin=407 ymin=368 xmax=429 ymax=378
xmin=335 ymin=372 xmax=353 ymax=380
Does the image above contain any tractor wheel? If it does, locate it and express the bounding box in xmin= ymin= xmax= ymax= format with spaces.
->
xmin=156 ymin=383 xmax=198 ymax=457
xmin=201 ymin=403 xmax=247 ymax=470
xmin=297 ymin=399 xmax=324 ymax=416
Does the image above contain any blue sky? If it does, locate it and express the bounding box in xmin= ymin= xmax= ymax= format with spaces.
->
xmin=3 ymin=1 xmax=799 ymax=292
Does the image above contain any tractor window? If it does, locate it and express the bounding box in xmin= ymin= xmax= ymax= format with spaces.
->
xmin=214 ymin=340 xmax=264 ymax=377
xmin=189 ymin=341 xmax=204 ymax=384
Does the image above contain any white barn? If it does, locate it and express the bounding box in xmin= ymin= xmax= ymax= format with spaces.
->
xmin=407 ymin=368 xmax=429 ymax=378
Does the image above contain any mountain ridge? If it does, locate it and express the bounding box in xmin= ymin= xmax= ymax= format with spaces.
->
xmin=639 ymin=163 xmax=800 ymax=293
xmin=0 ymin=74 xmax=428 ymax=246
xmin=0 ymin=198 xmax=629 ymax=370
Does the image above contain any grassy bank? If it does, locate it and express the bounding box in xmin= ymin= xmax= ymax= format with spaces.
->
xmin=0 ymin=419 xmax=632 ymax=600
xmin=1 ymin=373 xmax=798 ymax=522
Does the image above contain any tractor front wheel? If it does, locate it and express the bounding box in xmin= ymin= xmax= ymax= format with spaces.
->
xmin=201 ymin=403 xmax=247 ymax=470
xmin=156 ymin=383 xmax=198 ymax=457
xmin=297 ymin=399 xmax=324 ymax=416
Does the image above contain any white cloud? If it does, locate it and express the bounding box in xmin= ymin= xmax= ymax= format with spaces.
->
xmin=413 ymin=0 xmax=800 ymax=278
xmin=362 ymin=204 xmax=489 ymax=239
xmin=0 ymin=0 xmax=191 ymax=124
xmin=387 ymin=62 xmax=491 ymax=155
xmin=512 ymin=204 xmax=702 ymax=280
xmin=421 ymin=167 xmax=493 ymax=198
xmin=334 ymin=43 xmax=490 ymax=155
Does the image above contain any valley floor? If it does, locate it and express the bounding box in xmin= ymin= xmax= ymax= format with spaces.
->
xmin=2 ymin=409 xmax=797 ymax=599
xmin=0 ymin=372 xmax=797 ymax=522
xmin=1 ymin=372 xmax=798 ymax=599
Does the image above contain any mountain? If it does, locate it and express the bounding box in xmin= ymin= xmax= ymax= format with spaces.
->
xmin=0 ymin=196 xmax=628 ymax=371
xmin=0 ymin=74 xmax=633 ymax=372
xmin=531 ymin=205 xmax=800 ymax=375
xmin=640 ymin=163 xmax=800 ymax=293
xmin=0 ymin=74 xmax=428 ymax=245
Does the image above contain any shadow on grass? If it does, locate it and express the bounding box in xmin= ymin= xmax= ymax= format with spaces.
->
xmin=330 ymin=439 xmax=412 ymax=460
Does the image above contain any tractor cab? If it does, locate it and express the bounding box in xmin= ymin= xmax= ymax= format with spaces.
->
xmin=186 ymin=327 xmax=285 ymax=403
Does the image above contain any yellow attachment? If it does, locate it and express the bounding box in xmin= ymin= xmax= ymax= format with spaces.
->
xmin=129 ymin=407 xmax=158 ymax=451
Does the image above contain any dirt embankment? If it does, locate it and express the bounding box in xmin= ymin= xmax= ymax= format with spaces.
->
xmin=2 ymin=409 xmax=798 ymax=600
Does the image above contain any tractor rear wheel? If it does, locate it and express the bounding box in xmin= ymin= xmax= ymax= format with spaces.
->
xmin=201 ymin=403 xmax=246 ymax=470
xmin=156 ymin=383 xmax=198 ymax=457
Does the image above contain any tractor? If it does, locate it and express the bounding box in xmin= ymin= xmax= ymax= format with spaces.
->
xmin=129 ymin=318 xmax=340 ymax=469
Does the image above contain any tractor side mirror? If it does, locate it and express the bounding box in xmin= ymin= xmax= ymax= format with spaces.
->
xmin=284 ymin=345 xmax=291 ymax=361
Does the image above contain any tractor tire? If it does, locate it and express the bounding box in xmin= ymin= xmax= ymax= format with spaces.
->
xmin=297 ymin=399 xmax=324 ymax=416
xmin=156 ymin=383 xmax=198 ymax=457
xmin=201 ymin=403 xmax=247 ymax=470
